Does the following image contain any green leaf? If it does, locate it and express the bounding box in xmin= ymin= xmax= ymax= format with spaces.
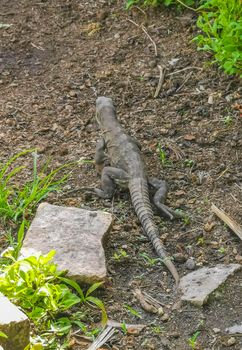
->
xmin=85 ymin=281 xmax=104 ymax=297
xmin=58 ymin=277 xmax=85 ymax=301
xmin=86 ymin=296 xmax=108 ymax=325
xmin=124 ymin=304 xmax=142 ymax=319
xmin=0 ymin=330 xmax=8 ymax=338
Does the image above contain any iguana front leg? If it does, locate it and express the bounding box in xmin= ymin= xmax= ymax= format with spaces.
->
xmin=94 ymin=166 xmax=129 ymax=199
xmin=148 ymin=178 xmax=184 ymax=220
xmin=95 ymin=138 xmax=108 ymax=174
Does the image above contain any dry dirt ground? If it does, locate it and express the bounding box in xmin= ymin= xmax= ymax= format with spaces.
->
xmin=0 ymin=0 xmax=242 ymax=349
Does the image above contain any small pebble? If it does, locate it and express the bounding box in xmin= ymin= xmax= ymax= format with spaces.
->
xmin=213 ymin=328 xmax=220 ymax=334
xmin=157 ymin=307 xmax=164 ymax=315
xmin=185 ymin=258 xmax=196 ymax=270
xmin=161 ymin=313 xmax=169 ymax=322
xmin=227 ymin=337 xmax=236 ymax=346
xmin=69 ymin=90 xmax=77 ymax=97
xmin=173 ymin=253 xmax=186 ymax=263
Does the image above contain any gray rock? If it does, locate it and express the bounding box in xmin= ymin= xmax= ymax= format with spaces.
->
xmin=0 ymin=294 xmax=30 ymax=350
xmin=22 ymin=203 xmax=113 ymax=284
xmin=226 ymin=324 xmax=242 ymax=335
xmin=179 ymin=264 xmax=241 ymax=306
xmin=185 ymin=257 xmax=196 ymax=270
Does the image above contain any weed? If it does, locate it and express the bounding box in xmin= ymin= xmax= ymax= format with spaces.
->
xmin=194 ymin=0 xmax=242 ymax=77
xmin=121 ymin=320 xmax=128 ymax=334
xmin=157 ymin=143 xmax=172 ymax=167
xmin=196 ymin=237 xmax=204 ymax=246
xmin=188 ymin=330 xmax=200 ymax=349
xmin=184 ymin=159 xmax=195 ymax=168
xmin=140 ymin=252 xmax=161 ymax=266
xmin=183 ymin=215 xmax=191 ymax=225
xmin=113 ymin=249 xmax=129 ymax=261
xmin=151 ymin=325 xmax=164 ymax=334
xmin=0 ymin=150 xmax=72 ymax=225
xmin=124 ymin=304 xmax=142 ymax=319
xmin=218 ymin=246 xmax=225 ymax=254
xmin=0 ymin=331 xmax=7 ymax=338
xmin=223 ymin=115 xmax=233 ymax=126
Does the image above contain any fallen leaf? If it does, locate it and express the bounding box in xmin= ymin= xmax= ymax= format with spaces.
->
xmin=204 ymin=222 xmax=216 ymax=232
xmin=184 ymin=134 xmax=196 ymax=141
xmin=174 ymin=190 xmax=186 ymax=196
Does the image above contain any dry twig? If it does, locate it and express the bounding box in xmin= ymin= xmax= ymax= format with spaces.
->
xmin=176 ymin=71 xmax=193 ymax=92
xmin=134 ymin=289 xmax=164 ymax=314
xmin=87 ymin=326 xmax=116 ymax=350
xmin=167 ymin=66 xmax=203 ymax=76
xmin=127 ymin=19 xmax=158 ymax=57
xmin=211 ymin=204 xmax=242 ymax=241
xmin=154 ymin=65 xmax=165 ymax=98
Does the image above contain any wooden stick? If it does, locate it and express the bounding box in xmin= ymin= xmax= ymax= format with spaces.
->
xmin=127 ymin=19 xmax=158 ymax=57
xmin=211 ymin=203 xmax=242 ymax=241
xmin=154 ymin=65 xmax=165 ymax=98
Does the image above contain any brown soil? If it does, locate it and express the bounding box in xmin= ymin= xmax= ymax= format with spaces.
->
xmin=1 ymin=1 xmax=242 ymax=349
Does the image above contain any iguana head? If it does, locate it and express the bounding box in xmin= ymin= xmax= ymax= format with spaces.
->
xmin=96 ymin=96 xmax=116 ymax=125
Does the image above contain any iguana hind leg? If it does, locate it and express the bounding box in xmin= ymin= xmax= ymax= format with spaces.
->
xmin=148 ymin=178 xmax=183 ymax=220
xmin=94 ymin=166 xmax=129 ymax=199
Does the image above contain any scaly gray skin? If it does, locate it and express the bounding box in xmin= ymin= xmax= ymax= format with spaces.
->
xmin=94 ymin=96 xmax=180 ymax=285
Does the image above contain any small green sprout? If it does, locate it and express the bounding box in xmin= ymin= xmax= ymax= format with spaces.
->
xmin=140 ymin=252 xmax=161 ymax=266
xmin=121 ymin=321 xmax=128 ymax=334
xmin=184 ymin=159 xmax=195 ymax=168
xmin=223 ymin=115 xmax=233 ymax=126
xmin=124 ymin=304 xmax=142 ymax=319
xmin=183 ymin=216 xmax=191 ymax=225
xmin=218 ymin=247 xmax=226 ymax=254
xmin=188 ymin=330 xmax=200 ymax=349
xmin=113 ymin=249 xmax=129 ymax=261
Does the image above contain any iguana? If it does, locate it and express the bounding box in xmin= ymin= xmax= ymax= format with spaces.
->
xmin=93 ymin=96 xmax=181 ymax=285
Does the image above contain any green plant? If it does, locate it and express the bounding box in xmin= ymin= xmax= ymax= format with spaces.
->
xmin=218 ymin=246 xmax=226 ymax=254
xmin=0 ymin=150 xmax=71 ymax=224
xmin=157 ymin=144 xmax=172 ymax=167
xmin=0 ymin=331 xmax=8 ymax=338
xmin=121 ymin=321 xmax=128 ymax=334
xmin=0 ymin=250 xmax=80 ymax=324
xmin=183 ymin=215 xmax=191 ymax=225
xmin=113 ymin=249 xmax=129 ymax=261
xmin=194 ymin=0 xmax=242 ymax=76
xmin=188 ymin=330 xmax=200 ymax=349
xmin=151 ymin=325 xmax=164 ymax=334
xmin=223 ymin=115 xmax=233 ymax=126
xmin=140 ymin=252 xmax=161 ymax=266
xmin=124 ymin=304 xmax=142 ymax=318
xmin=184 ymin=159 xmax=195 ymax=168
xmin=0 ymin=250 xmax=107 ymax=348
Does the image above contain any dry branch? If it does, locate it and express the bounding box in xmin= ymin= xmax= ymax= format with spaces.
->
xmin=211 ymin=203 xmax=242 ymax=241
xmin=154 ymin=65 xmax=165 ymax=98
xmin=127 ymin=19 xmax=158 ymax=57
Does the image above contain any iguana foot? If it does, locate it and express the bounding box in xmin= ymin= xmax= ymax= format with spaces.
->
xmin=94 ymin=166 xmax=129 ymax=199
xmin=148 ymin=177 xmax=184 ymax=220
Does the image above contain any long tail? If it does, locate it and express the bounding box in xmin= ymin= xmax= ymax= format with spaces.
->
xmin=129 ymin=178 xmax=179 ymax=285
